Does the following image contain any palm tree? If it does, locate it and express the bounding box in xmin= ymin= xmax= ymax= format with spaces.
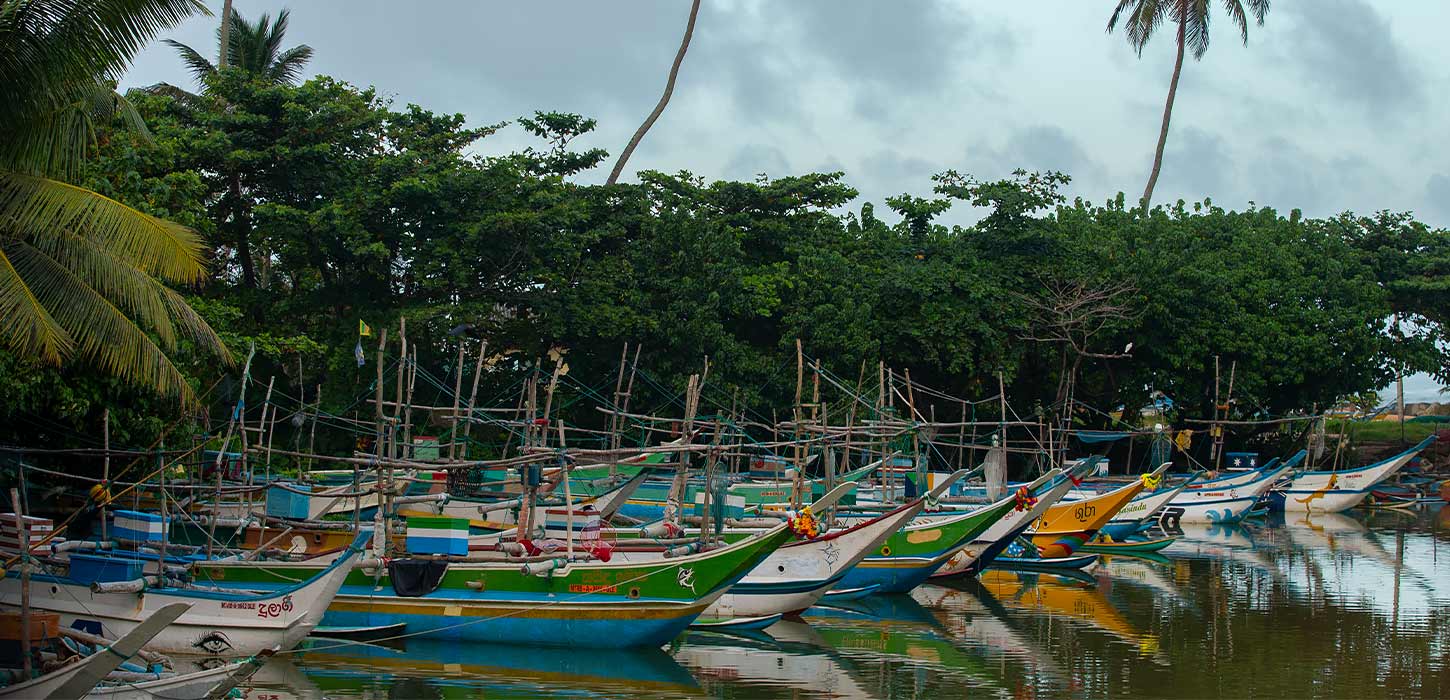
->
xmin=164 ymin=6 xmax=313 ymax=88
xmin=0 ymin=0 xmax=229 ymax=404
xmin=605 ymin=0 xmax=701 ymax=185
xmin=1108 ymin=0 xmax=1270 ymax=209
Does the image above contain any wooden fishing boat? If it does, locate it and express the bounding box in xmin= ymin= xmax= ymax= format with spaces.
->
xmin=1077 ymin=535 xmax=1177 ymax=554
xmin=395 ymin=467 xmax=653 ymax=532
xmin=931 ymin=470 xmax=1074 ymax=579
xmin=1160 ymin=462 xmax=1292 ymax=524
xmin=829 ymin=485 xmax=1020 ymax=594
xmin=701 ymin=489 xmax=925 ymax=619
xmin=0 ymin=533 xmax=368 ymax=656
xmin=197 ymin=523 xmax=794 ymax=649
xmin=1029 ymin=464 xmax=1169 ymax=558
xmin=617 ymin=461 xmax=881 ymax=522
xmin=0 ymin=603 xmax=189 ymax=700
xmin=1270 ymin=436 xmax=1435 ymax=514
xmin=1178 ymin=450 xmax=1304 ymax=492
xmin=688 ymin=612 xmax=783 ymax=631
xmin=989 ymin=552 xmax=1099 ymax=572
xmin=1094 ymin=476 xmax=1194 ymax=540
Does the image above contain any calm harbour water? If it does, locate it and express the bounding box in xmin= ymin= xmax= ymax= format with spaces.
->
xmin=234 ymin=508 xmax=1450 ymax=699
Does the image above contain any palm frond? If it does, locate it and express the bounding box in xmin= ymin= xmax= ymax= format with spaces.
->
xmin=4 ymin=239 xmax=197 ymax=404
xmin=266 ymin=44 xmax=312 ymax=85
xmin=0 ymin=172 xmax=207 ymax=283
xmin=27 ymin=224 xmax=231 ymax=364
xmin=0 ymin=0 xmax=209 ymax=127
xmin=162 ymin=37 xmax=215 ymax=86
xmin=137 ymin=81 xmax=208 ymax=112
xmin=1184 ymin=0 xmax=1212 ymax=59
xmin=1222 ymin=0 xmax=1250 ymax=44
xmin=26 ymin=225 xmax=181 ymax=349
xmin=0 ymin=246 xmax=72 ymax=363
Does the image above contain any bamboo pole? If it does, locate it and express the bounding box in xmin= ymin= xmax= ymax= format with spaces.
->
xmin=102 ymin=409 xmax=110 ymax=542
xmin=458 ymin=339 xmax=488 ymax=461
xmin=207 ymin=344 xmax=255 ymax=560
xmin=260 ymin=376 xmax=276 ymax=477
xmin=449 ymin=341 xmax=465 ymax=461
xmin=9 ymin=489 xmax=29 ymax=679
xmin=392 ymin=318 xmax=407 ymax=460
xmin=307 ymin=384 xmax=321 ymax=475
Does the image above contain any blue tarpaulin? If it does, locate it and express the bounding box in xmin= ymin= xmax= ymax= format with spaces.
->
xmin=1073 ymin=430 xmax=1134 ymax=444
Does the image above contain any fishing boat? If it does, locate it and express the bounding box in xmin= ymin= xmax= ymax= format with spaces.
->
xmin=0 ymin=532 xmax=368 ymax=656
xmin=0 ymin=603 xmax=189 ymax=700
xmin=1178 ymin=450 xmax=1304 ymax=491
xmin=1077 ymin=536 xmax=1177 ymax=554
xmin=990 ymin=551 xmax=1099 ymax=572
xmin=931 ymin=469 xmax=1074 ymax=579
xmin=197 ymin=520 xmax=793 ymax=649
xmin=1029 ymin=464 xmax=1170 ymax=558
xmin=1095 ymin=475 xmax=1195 ymax=540
xmin=699 ymin=489 xmax=925 ymax=620
xmin=1159 ymin=461 xmax=1293 ymax=524
xmin=1269 ymin=436 xmax=1436 ymax=514
xmin=829 ymin=482 xmax=1021 ymax=594
xmin=617 ymin=460 xmax=881 ymax=522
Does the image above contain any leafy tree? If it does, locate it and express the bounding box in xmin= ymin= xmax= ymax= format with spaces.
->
xmin=1107 ymin=0 xmax=1270 ymax=208
xmin=0 ymin=0 xmax=227 ymax=404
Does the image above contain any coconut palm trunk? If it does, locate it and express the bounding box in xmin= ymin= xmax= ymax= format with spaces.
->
xmin=218 ymin=0 xmax=232 ymax=68
xmin=1142 ymin=15 xmax=1186 ymax=209
xmin=605 ymin=0 xmax=700 ymax=185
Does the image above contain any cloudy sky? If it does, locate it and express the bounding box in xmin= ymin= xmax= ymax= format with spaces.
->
xmin=120 ymin=0 xmax=1448 ymax=400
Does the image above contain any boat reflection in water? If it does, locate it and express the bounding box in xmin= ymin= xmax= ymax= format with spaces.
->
xmin=973 ymin=570 xmax=1165 ymax=662
xmin=279 ymin=636 xmax=699 ymax=699
xmin=674 ymin=623 xmax=875 ymax=699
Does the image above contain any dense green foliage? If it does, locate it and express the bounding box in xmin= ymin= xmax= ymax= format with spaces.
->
xmin=1 ymin=70 xmax=1446 ymax=460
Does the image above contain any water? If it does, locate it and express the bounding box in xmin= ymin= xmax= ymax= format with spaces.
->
xmin=235 ymin=508 xmax=1450 ymax=699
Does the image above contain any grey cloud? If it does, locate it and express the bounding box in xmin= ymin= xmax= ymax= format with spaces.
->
xmin=1279 ymin=0 xmax=1423 ymax=118
xmin=723 ymin=143 xmax=793 ymax=181
xmin=1424 ymin=173 xmax=1450 ymax=226
xmin=1156 ymin=127 xmax=1233 ymax=204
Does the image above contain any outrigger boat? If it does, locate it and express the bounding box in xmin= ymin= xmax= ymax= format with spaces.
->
xmin=828 ymin=478 xmax=1024 ymax=594
xmin=931 ymin=469 xmax=1074 ymax=579
xmin=1159 ymin=460 xmax=1292 ymax=523
xmin=1269 ymin=436 xmax=1436 ymax=514
xmin=1028 ymin=464 xmax=1170 ymax=558
xmin=1 ymin=532 xmax=368 ymax=656
xmin=200 ymin=523 xmax=791 ymax=648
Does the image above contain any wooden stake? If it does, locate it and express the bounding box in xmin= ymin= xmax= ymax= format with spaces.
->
xmin=449 ymin=341 xmax=465 ymax=461
xmin=10 ymin=489 xmax=30 ymax=679
xmin=459 ymin=340 xmax=488 ymax=461
xmin=102 ymin=409 xmax=110 ymax=542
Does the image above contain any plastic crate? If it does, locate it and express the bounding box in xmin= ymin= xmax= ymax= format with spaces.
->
xmin=69 ymin=553 xmax=144 ymax=584
xmin=406 ymin=516 xmax=469 ymax=556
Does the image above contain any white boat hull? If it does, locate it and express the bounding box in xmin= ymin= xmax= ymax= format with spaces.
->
xmin=705 ymin=500 xmax=924 ymax=618
xmin=0 ymin=538 xmax=363 ymax=656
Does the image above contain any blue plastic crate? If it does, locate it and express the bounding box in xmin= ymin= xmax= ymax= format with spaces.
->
xmin=69 ymin=553 xmax=144 ymax=584
xmin=112 ymin=510 xmax=166 ymax=543
xmin=266 ymin=484 xmax=312 ymax=519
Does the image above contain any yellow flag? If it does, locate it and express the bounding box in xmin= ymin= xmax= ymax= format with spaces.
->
xmin=359 ymin=319 xmax=372 ymax=337
xmin=1174 ymin=429 xmax=1193 ymax=452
